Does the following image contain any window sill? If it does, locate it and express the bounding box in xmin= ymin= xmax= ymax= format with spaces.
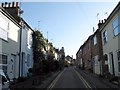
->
xmin=0 ymin=38 xmax=8 ymax=43
xmin=113 ymin=33 xmax=120 ymax=38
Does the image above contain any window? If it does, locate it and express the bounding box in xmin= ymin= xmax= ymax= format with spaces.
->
xmin=113 ymin=16 xmax=120 ymax=36
xmin=103 ymin=30 xmax=107 ymax=44
xmin=27 ymin=33 xmax=32 ymax=49
xmin=93 ymin=35 xmax=97 ymax=45
xmin=0 ymin=54 xmax=7 ymax=74
xmin=0 ymin=16 xmax=9 ymax=41
xmin=94 ymin=55 xmax=99 ymax=65
xmin=117 ymin=51 xmax=120 ymax=72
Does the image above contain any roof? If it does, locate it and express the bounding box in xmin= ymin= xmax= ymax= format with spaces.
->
xmin=0 ymin=6 xmax=21 ymax=28
xmin=100 ymin=1 xmax=120 ymax=31
xmin=20 ymin=18 xmax=34 ymax=32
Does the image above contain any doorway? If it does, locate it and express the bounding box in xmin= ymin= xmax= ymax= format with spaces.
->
xmin=109 ymin=52 xmax=115 ymax=75
xmin=10 ymin=55 xmax=16 ymax=80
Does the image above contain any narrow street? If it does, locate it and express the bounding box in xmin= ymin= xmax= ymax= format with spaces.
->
xmin=48 ymin=66 xmax=119 ymax=89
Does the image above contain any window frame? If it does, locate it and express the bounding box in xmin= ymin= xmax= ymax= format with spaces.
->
xmin=112 ymin=16 xmax=120 ymax=36
xmin=0 ymin=15 xmax=9 ymax=41
xmin=93 ymin=35 xmax=97 ymax=45
xmin=0 ymin=54 xmax=8 ymax=74
xmin=103 ymin=30 xmax=107 ymax=44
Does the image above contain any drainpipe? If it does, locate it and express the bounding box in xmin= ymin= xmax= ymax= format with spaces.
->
xmin=18 ymin=1 xmax=23 ymax=78
xmin=19 ymin=21 xmax=22 ymax=77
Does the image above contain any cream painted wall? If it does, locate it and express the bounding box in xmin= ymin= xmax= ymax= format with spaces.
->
xmin=101 ymin=10 xmax=120 ymax=76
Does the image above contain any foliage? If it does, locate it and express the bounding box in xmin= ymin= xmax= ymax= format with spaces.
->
xmin=32 ymin=30 xmax=62 ymax=75
xmin=28 ymin=68 xmax=33 ymax=73
xmin=59 ymin=47 xmax=65 ymax=69
xmin=17 ymin=77 xmax=27 ymax=82
xmin=60 ymin=47 xmax=65 ymax=60
xmin=32 ymin=30 xmax=45 ymax=63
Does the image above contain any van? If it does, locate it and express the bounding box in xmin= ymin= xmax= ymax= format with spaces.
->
xmin=0 ymin=71 xmax=10 ymax=90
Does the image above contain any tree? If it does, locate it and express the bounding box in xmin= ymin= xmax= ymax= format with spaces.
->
xmin=32 ymin=30 xmax=46 ymax=74
xmin=59 ymin=47 xmax=65 ymax=69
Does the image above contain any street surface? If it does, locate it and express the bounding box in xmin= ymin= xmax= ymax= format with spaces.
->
xmin=48 ymin=66 xmax=119 ymax=89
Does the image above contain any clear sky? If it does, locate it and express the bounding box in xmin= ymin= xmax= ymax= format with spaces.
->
xmin=19 ymin=1 xmax=118 ymax=58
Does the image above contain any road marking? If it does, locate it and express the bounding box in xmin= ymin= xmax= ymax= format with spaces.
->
xmin=47 ymin=69 xmax=65 ymax=89
xmin=74 ymin=68 xmax=92 ymax=89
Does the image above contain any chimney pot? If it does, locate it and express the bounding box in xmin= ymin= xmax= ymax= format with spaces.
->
xmin=1 ymin=3 xmax=4 ymax=7
xmin=99 ymin=20 xmax=101 ymax=23
xmin=102 ymin=20 xmax=104 ymax=23
xmin=5 ymin=2 xmax=8 ymax=7
xmin=12 ymin=2 xmax=14 ymax=7
xmin=16 ymin=2 xmax=19 ymax=7
xmin=104 ymin=19 xmax=107 ymax=22
xmin=8 ymin=3 xmax=11 ymax=7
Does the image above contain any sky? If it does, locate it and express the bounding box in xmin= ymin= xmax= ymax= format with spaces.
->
xmin=15 ymin=1 xmax=119 ymax=58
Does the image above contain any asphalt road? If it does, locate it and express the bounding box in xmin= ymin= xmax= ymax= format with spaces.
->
xmin=48 ymin=66 xmax=119 ymax=89
xmin=48 ymin=66 xmax=92 ymax=89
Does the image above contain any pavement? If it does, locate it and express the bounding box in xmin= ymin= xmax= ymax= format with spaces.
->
xmin=75 ymin=67 xmax=120 ymax=88
xmin=34 ymin=71 xmax=61 ymax=88
xmin=10 ymin=71 xmax=61 ymax=89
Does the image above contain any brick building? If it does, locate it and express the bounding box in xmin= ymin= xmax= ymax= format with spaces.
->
xmin=82 ymin=35 xmax=93 ymax=71
xmin=91 ymin=21 xmax=104 ymax=75
xmin=76 ymin=45 xmax=83 ymax=68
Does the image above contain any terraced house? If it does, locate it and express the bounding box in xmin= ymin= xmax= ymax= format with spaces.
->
xmin=0 ymin=6 xmax=21 ymax=80
xmin=0 ymin=2 xmax=34 ymax=80
xmin=76 ymin=2 xmax=120 ymax=77
xmin=91 ymin=23 xmax=104 ymax=75
xmin=100 ymin=2 xmax=120 ymax=76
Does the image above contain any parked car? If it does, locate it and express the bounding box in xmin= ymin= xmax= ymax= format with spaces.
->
xmin=0 ymin=71 xmax=10 ymax=90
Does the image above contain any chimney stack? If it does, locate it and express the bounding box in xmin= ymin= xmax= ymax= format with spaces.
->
xmin=98 ymin=20 xmax=104 ymax=29
xmin=1 ymin=2 xmax=21 ymax=22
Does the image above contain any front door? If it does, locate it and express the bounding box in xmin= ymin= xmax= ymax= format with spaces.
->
xmin=109 ymin=52 xmax=115 ymax=75
xmin=9 ymin=55 xmax=15 ymax=80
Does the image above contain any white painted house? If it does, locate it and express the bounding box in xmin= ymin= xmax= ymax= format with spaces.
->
xmin=1 ymin=2 xmax=34 ymax=78
xmin=0 ymin=7 xmax=21 ymax=80
xmin=100 ymin=2 xmax=120 ymax=76
xmin=19 ymin=19 xmax=33 ymax=77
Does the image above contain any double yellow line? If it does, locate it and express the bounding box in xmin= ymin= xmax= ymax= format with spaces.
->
xmin=47 ymin=70 xmax=65 ymax=89
xmin=48 ymin=68 xmax=92 ymax=89
xmin=74 ymin=68 xmax=92 ymax=89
